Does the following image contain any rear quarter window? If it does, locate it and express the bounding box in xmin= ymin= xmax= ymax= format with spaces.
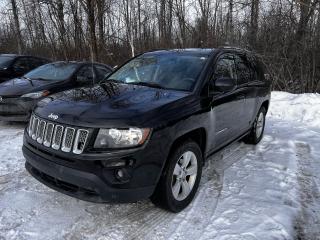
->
xmin=250 ymin=56 xmax=266 ymax=82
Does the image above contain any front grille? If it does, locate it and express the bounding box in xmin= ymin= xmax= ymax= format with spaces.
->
xmin=28 ymin=114 xmax=90 ymax=154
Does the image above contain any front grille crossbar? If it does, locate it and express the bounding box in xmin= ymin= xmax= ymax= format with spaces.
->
xmin=28 ymin=114 xmax=89 ymax=154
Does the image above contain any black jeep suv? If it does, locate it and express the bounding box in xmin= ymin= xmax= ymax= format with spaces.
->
xmin=23 ymin=48 xmax=270 ymax=212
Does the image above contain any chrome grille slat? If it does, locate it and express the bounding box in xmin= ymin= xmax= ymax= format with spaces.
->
xmin=28 ymin=114 xmax=89 ymax=154
xmin=28 ymin=115 xmax=34 ymax=136
xmin=36 ymin=120 xmax=46 ymax=144
xmin=73 ymin=130 xmax=89 ymax=154
xmin=52 ymin=125 xmax=64 ymax=150
xmin=31 ymin=118 xmax=39 ymax=140
xmin=43 ymin=123 xmax=54 ymax=147
xmin=61 ymin=127 xmax=75 ymax=153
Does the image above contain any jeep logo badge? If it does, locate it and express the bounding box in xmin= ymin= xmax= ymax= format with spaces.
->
xmin=48 ymin=113 xmax=59 ymax=120
xmin=0 ymin=96 xmax=2 ymax=102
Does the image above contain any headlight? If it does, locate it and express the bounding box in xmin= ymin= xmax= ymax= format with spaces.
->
xmin=94 ymin=128 xmax=151 ymax=149
xmin=21 ymin=90 xmax=50 ymax=99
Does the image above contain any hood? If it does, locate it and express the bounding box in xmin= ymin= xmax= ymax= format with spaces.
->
xmin=0 ymin=78 xmax=58 ymax=97
xmin=35 ymin=82 xmax=191 ymax=128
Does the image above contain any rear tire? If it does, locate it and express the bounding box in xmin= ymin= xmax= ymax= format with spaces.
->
xmin=244 ymin=106 xmax=266 ymax=145
xmin=151 ymin=140 xmax=202 ymax=212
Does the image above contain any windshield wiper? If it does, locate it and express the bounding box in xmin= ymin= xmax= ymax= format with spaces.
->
xmin=21 ymin=76 xmax=34 ymax=86
xmin=33 ymin=77 xmax=50 ymax=81
xmin=127 ymin=82 xmax=166 ymax=89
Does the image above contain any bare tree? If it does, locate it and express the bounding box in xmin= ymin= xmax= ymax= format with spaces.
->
xmin=10 ymin=0 xmax=23 ymax=53
xmin=81 ymin=0 xmax=98 ymax=61
xmin=249 ymin=0 xmax=259 ymax=49
xmin=1 ymin=0 xmax=320 ymax=93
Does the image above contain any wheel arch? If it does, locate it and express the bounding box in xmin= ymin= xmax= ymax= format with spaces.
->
xmin=168 ymin=128 xmax=207 ymax=165
xmin=261 ymin=100 xmax=269 ymax=112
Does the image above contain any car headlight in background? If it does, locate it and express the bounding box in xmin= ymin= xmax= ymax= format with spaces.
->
xmin=21 ymin=90 xmax=50 ymax=99
xmin=94 ymin=128 xmax=151 ymax=149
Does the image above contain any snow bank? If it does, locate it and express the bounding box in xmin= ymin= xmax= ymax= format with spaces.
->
xmin=269 ymin=91 xmax=320 ymax=128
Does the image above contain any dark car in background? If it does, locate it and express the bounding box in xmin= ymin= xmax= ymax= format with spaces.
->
xmin=0 ymin=61 xmax=113 ymax=121
xmin=0 ymin=54 xmax=49 ymax=82
xmin=23 ymin=48 xmax=270 ymax=212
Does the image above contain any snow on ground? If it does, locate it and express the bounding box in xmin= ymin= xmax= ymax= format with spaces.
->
xmin=0 ymin=91 xmax=320 ymax=240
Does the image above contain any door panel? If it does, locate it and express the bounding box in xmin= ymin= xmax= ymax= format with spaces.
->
xmin=211 ymin=89 xmax=245 ymax=149
xmin=208 ymin=53 xmax=245 ymax=150
xmin=234 ymin=54 xmax=257 ymax=130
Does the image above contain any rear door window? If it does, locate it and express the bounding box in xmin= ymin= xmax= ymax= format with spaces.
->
xmin=251 ymin=57 xmax=267 ymax=82
xmin=234 ymin=55 xmax=253 ymax=85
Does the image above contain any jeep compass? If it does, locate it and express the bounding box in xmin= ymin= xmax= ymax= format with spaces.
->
xmin=23 ymin=48 xmax=270 ymax=212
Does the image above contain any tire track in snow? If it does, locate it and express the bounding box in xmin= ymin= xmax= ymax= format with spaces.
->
xmin=119 ymin=143 xmax=248 ymax=240
xmin=153 ymin=143 xmax=250 ymax=240
xmin=294 ymin=142 xmax=320 ymax=240
xmin=64 ymin=204 xmax=160 ymax=240
xmin=123 ymin=209 xmax=173 ymax=240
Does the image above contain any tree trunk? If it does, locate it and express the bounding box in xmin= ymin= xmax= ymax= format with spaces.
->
xmin=85 ymin=0 xmax=98 ymax=61
xmin=97 ymin=0 xmax=106 ymax=57
xmin=249 ymin=0 xmax=259 ymax=49
xmin=226 ymin=0 xmax=233 ymax=43
xmin=10 ymin=0 xmax=23 ymax=53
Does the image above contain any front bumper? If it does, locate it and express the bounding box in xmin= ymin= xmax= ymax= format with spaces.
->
xmin=22 ymin=131 xmax=167 ymax=203
xmin=0 ymin=97 xmax=36 ymax=121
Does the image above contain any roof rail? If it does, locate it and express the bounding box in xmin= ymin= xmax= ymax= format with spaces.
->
xmin=218 ymin=45 xmax=252 ymax=52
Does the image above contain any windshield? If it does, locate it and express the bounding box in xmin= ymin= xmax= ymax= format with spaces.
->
xmin=105 ymin=53 xmax=208 ymax=91
xmin=24 ymin=62 xmax=78 ymax=81
xmin=0 ymin=56 xmax=14 ymax=69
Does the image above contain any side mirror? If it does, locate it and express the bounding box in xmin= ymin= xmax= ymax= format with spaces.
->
xmin=214 ymin=77 xmax=236 ymax=92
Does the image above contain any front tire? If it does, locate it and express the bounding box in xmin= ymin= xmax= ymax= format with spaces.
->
xmin=244 ymin=106 xmax=266 ymax=145
xmin=151 ymin=140 xmax=202 ymax=212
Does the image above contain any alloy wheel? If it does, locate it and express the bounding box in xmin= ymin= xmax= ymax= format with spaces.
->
xmin=255 ymin=112 xmax=265 ymax=139
xmin=171 ymin=151 xmax=198 ymax=201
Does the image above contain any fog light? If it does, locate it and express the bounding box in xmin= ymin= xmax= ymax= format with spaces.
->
xmin=115 ymin=168 xmax=131 ymax=182
xmin=116 ymin=169 xmax=124 ymax=178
